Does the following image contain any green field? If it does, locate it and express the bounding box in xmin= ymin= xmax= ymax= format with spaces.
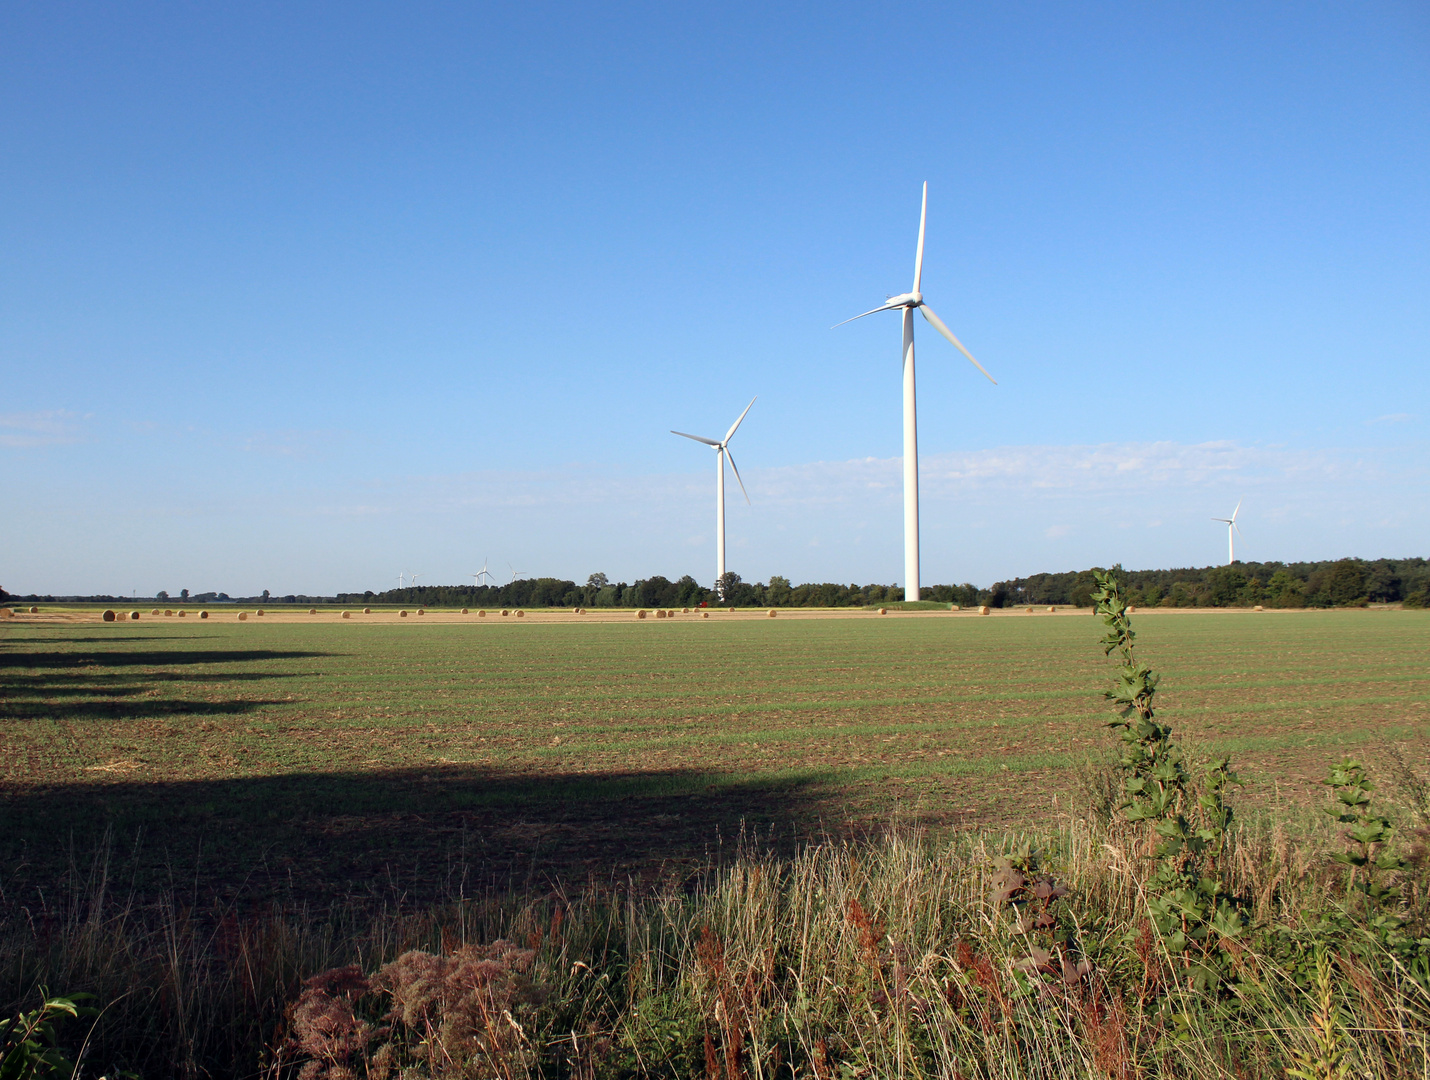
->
xmin=2 ymin=608 xmax=1427 ymax=906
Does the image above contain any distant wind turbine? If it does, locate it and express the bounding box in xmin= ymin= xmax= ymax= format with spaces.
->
xmin=397 ymin=572 xmax=405 ymax=589
xmin=472 ymin=558 xmax=495 ymax=587
xmin=1212 ymin=500 xmax=1243 ymax=565
xmin=409 ymin=572 xmax=422 ymax=588
xmin=835 ymin=181 xmax=996 ymax=602
xmin=508 ymin=563 xmax=526 ymax=583
xmin=672 ymin=397 xmax=756 ymax=594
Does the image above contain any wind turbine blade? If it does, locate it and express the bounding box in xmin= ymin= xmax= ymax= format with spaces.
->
xmin=831 ymin=302 xmax=903 ymax=328
xmin=672 ymin=430 xmax=722 ymax=447
xmin=1212 ymin=518 xmax=1231 ymax=524
xmin=725 ymin=449 xmax=751 ymax=505
xmin=1231 ymin=498 xmax=1242 ymax=522
xmin=919 ymin=305 xmax=997 ymax=384
xmin=724 ymin=396 xmax=756 ymax=443
xmin=913 ymin=181 xmax=927 ymax=294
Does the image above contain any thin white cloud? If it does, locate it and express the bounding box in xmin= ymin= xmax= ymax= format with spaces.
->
xmin=1369 ymin=413 xmax=1415 ymax=425
xmin=0 ymin=410 xmax=85 ymax=448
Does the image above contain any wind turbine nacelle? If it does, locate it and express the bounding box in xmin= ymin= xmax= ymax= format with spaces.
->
xmin=886 ymin=292 xmax=921 ymax=308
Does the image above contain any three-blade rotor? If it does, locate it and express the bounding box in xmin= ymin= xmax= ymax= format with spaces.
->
xmin=833 ymin=181 xmax=997 ymax=385
xmin=672 ymin=396 xmax=756 ymax=504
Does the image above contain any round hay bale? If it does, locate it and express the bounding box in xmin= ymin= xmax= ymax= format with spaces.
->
xmin=238 ymin=612 xmax=248 ymax=621
xmin=309 ymin=608 xmax=317 ymax=615
xmin=256 ymin=609 xmax=264 ymax=616
xmin=1026 ymin=606 xmax=1033 ymax=614
xmin=199 ymin=611 xmax=208 ymax=619
xmin=178 ymin=610 xmax=186 ymax=617
xmin=767 ymin=609 xmax=777 ymax=617
xmin=978 ymin=605 xmax=991 ymax=615
xmin=0 ymin=608 xmax=13 ymax=619
xmin=1127 ymin=605 xmax=1137 ymax=614
xmin=501 ymin=609 xmax=510 ymax=617
xmin=399 ymin=610 xmax=408 ymax=617
xmin=1047 ymin=606 xmax=1056 ymax=613
xmin=516 ymin=610 xmax=524 ymax=618
xmin=949 ymin=604 xmax=960 ymax=611
xmin=1254 ymin=605 xmax=1264 ymax=612
xmin=151 ymin=608 xmax=160 ymax=616
xmin=417 ymin=608 xmax=425 ymax=616
xmin=728 ymin=606 xmax=735 ymax=613
xmin=30 ymin=606 xmax=40 ymax=614
xmin=655 ymin=609 xmax=666 ymax=619
xmin=701 ymin=611 xmax=709 ymax=618
xmin=878 ymin=607 xmax=887 ymax=615
xmin=461 ymin=608 xmax=469 ymax=615
xmin=363 ymin=607 xmax=371 ymax=614
xmin=637 ymin=610 xmax=647 ymax=620
xmin=102 ymin=609 xmax=116 ymax=622
xmin=478 ymin=610 xmax=486 ymax=618
xmin=129 ymin=611 xmax=140 ymax=620
xmin=164 ymin=609 xmax=174 ymax=616
xmin=342 ymin=611 xmax=351 ymax=619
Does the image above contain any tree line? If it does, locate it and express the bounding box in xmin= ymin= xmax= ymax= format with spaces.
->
xmin=6 ymin=556 xmax=1426 ymax=610
xmin=985 ymin=556 xmax=1430 ymax=609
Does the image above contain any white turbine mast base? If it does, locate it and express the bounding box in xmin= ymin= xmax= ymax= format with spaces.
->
xmin=835 ymin=181 xmax=996 ymax=603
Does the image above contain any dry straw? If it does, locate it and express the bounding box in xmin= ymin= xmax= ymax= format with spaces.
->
xmin=1048 ymin=605 xmax=1056 ymax=612
xmin=128 ymin=611 xmax=139 ymax=620
xmin=199 ymin=611 xmax=208 ymax=619
xmin=767 ymin=609 xmax=777 ymax=617
xmin=701 ymin=611 xmax=709 ymax=618
xmin=256 ymin=609 xmax=265 ymax=616
xmin=237 ymin=612 xmax=248 ymax=621
xmin=979 ymin=605 xmax=991 ymax=615
xmin=178 ymin=610 xmax=186 ymax=617
xmin=878 ymin=607 xmax=887 ymax=615
xmin=637 ymin=610 xmax=647 ymax=619
xmin=363 ymin=607 xmax=372 ymax=614
xmin=417 ymin=609 xmax=425 ymax=616
xmin=29 ymin=606 xmax=39 ymax=614
xmin=478 ymin=610 xmax=486 ymax=618
xmin=461 ymin=608 xmax=469 ymax=614
xmin=399 ymin=610 xmax=408 ymax=618
xmin=165 ymin=609 xmax=174 ymax=616
xmin=501 ymin=610 xmax=510 ymax=617
xmin=102 ymin=609 xmax=116 ymax=622
xmin=342 ymin=611 xmax=351 ymax=619
xmin=151 ymin=608 xmax=160 ymax=616
xmin=515 ymin=610 xmax=524 ymax=618
xmin=656 ymin=609 xmax=666 ymax=619
xmin=309 ymin=608 xmax=317 ymax=615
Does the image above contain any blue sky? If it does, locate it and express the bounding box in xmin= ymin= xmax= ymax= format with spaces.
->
xmin=3 ymin=1 xmax=1426 ymax=596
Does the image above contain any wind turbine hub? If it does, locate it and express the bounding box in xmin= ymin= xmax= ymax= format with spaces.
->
xmin=885 ymin=291 xmax=921 ymax=308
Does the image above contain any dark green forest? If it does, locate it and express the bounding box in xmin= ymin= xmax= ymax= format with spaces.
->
xmin=6 ymin=556 xmax=1426 ymax=610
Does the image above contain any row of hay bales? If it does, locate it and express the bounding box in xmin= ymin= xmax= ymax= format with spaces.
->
xmin=104 ymin=609 xmax=211 ymax=621
xmin=0 ymin=606 xmax=41 ymax=616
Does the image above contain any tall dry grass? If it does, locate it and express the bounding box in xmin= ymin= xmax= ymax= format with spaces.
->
xmin=4 ymin=806 xmax=1428 ymax=1079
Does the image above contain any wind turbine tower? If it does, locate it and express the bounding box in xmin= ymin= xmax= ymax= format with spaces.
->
xmin=1213 ymin=500 xmax=1243 ymax=565
xmin=673 ymin=397 xmax=756 ymax=592
xmin=836 ymin=182 xmax=996 ymax=601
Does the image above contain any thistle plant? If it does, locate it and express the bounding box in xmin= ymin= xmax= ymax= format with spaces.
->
xmin=1091 ymin=570 xmax=1246 ymax=987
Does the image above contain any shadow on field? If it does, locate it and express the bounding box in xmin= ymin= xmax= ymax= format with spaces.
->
xmin=0 ymin=642 xmax=331 ymax=722
xmin=0 ymin=765 xmax=847 ymax=912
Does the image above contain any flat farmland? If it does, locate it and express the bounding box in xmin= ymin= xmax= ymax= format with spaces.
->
xmin=2 ymin=607 xmax=1427 ymax=906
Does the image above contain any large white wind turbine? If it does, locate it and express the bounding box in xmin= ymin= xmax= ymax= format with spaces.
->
xmin=835 ymin=182 xmax=996 ymax=602
xmin=1213 ymin=500 xmax=1243 ymax=565
xmin=472 ymin=558 xmax=495 ymax=587
xmin=672 ymin=397 xmax=756 ymax=593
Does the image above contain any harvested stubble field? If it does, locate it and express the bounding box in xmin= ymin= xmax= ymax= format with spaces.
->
xmin=2 ymin=605 xmax=1427 ymax=907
